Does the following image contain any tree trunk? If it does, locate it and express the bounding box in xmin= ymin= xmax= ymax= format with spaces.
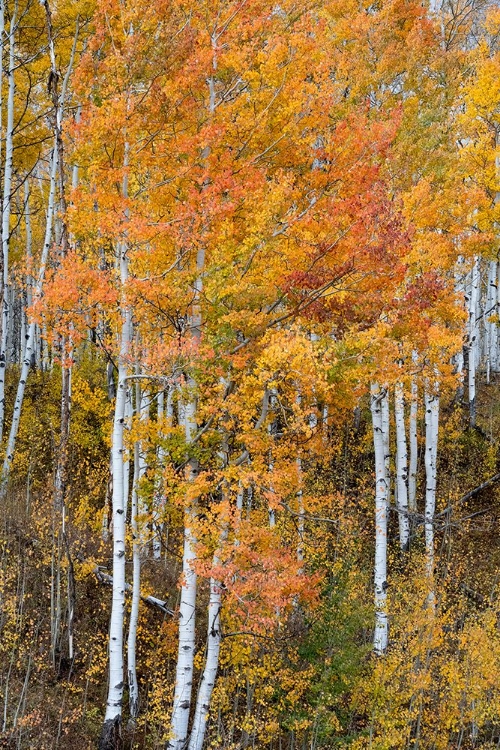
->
xmin=168 ymin=245 xmax=205 ymax=750
xmin=395 ymin=382 xmax=410 ymax=550
xmin=127 ymin=440 xmax=141 ymax=722
xmin=0 ymin=142 xmax=59 ymax=496
xmin=167 ymin=383 xmax=198 ymax=750
xmin=467 ymin=257 xmax=480 ymax=427
xmin=0 ymin=4 xmax=17 ymax=441
xmin=408 ymin=363 xmax=418 ymax=514
xmin=187 ymin=531 xmax=226 ymax=750
xmin=127 ymin=378 xmax=149 ymax=721
xmin=371 ymin=383 xmax=389 ymax=655
xmin=486 ymin=261 xmax=498 ymax=380
xmin=99 ymin=140 xmax=131 ymax=749
xmin=424 ymin=384 xmax=439 ymax=611
xmin=381 ymin=385 xmax=390 ymax=504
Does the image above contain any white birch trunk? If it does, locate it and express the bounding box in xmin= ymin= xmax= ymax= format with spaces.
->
xmin=187 ymin=535 xmax=225 ymax=750
xmin=168 ymin=384 xmax=198 ymax=750
xmin=408 ymin=366 xmax=418 ymax=514
xmin=153 ymin=388 xmax=165 ymax=560
xmin=496 ymin=263 xmax=500 ymax=373
xmin=381 ymin=387 xmax=390 ymax=504
xmin=100 ymin=264 xmax=131 ymax=746
xmin=0 ymin=142 xmax=58 ymax=495
xmin=127 ymin=438 xmax=141 ymax=721
xmin=99 ymin=138 xmax=132 ymax=748
xmin=153 ymin=384 xmax=173 ymax=559
xmin=0 ymin=5 xmax=17 ymax=441
xmin=486 ymin=261 xmax=498 ymax=380
xmin=454 ymin=257 xmax=465 ymax=394
xmin=168 ymin=245 xmax=205 ymax=750
xmin=22 ymin=183 xmax=32 ymax=364
xmin=371 ymin=383 xmax=388 ymax=655
xmin=170 ymin=44 xmax=216 ymax=740
xmin=424 ymin=385 xmax=439 ymax=611
xmin=123 ymin=388 xmax=132 ymax=522
xmin=468 ymin=257 xmax=480 ymax=427
xmin=35 ymin=324 xmax=41 ymax=370
xmin=395 ymin=382 xmax=410 ymax=550
xmin=0 ymin=2 xmax=4 ymax=175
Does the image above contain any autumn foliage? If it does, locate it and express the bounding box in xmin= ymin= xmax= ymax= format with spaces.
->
xmin=0 ymin=1 xmax=500 ymax=749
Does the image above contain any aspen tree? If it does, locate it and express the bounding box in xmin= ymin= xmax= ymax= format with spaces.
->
xmin=127 ymin=375 xmax=150 ymax=720
xmin=0 ymin=9 xmax=77 ymax=495
xmin=167 ymin=248 xmax=205 ymax=750
xmin=467 ymin=257 xmax=480 ymax=427
xmin=371 ymin=383 xmax=389 ymax=654
xmin=408 ymin=362 xmax=418 ymax=514
xmin=486 ymin=261 xmax=498 ymax=381
xmin=99 ymin=143 xmax=132 ymax=750
xmin=0 ymin=1 xmax=18 ymax=441
xmin=395 ymin=382 xmax=410 ymax=550
xmin=127 ymin=425 xmax=140 ymax=721
xmin=187 ymin=533 xmax=226 ymax=750
xmin=0 ymin=143 xmax=58 ymax=496
xmin=424 ymin=383 xmax=439 ymax=610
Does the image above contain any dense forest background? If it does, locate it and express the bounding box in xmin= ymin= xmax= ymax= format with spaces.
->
xmin=1 ymin=0 xmax=500 ymax=748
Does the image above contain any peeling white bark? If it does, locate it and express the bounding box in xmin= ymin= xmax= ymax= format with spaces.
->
xmin=168 ymin=384 xmax=198 ymax=750
xmin=408 ymin=364 xmax=418 ymax=514
xmin=127 ymin=438 xmax=141 ymax=720
xmin=371 ymin=383 xmax=388 ymax=655
xmin=168 ymin=246 xmax=205 ymax=750
xmin=424 ymin=384 xmax=439 ymax=611
xmin=153 ymin=384 xmax=172 ymax=559
xmin=187 ymin=530 xmax=226 ymax=750
xmin=0 ymin=142 xmax=58 ymax=496
xmin=486 ymin=261 xmax=498 ymax=381
xmin=395 ymin=382 xmax=410 ymax=550
xmin=127 ymin=375 xmax=149 ymax=719
xmin=381 ymin=386 xmax=390 ymax=504
xmin=0 ymin=4 xmax=18 ymax=441
xmin=467 ymin=257 xmax=480 ymax=426
xmin=101 ymin=142 xmax=132 ymax=744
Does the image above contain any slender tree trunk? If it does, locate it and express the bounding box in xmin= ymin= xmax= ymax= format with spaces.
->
xmin=0 ymin=11 xmax=77 ymax=495
xmin=424 ymin=384 xmax=439 ymax=611
xmin=168 ymin=246 xmax=205 ymax=750
xmin=371 ymin=383 xmax=389 ymax=655
xmin=0 ymin=143 xmax=58 ymax=496
xmin=127 ymin=439 xmax=141 ymax=722
xmin=454 ymin=256 xmax=465 ymax=390
xmin=22 ymin=181 xmax=34 ymax=365
xmin=0 ymin=4 xmax=17 ymax=441
xmin=127 ymin=376 xmax=149 ymax=720
xmin=467 ymin=257 xmax=480 ymax=427
xmin=395 ymin=382 xmax=410 ymax=550
xmin=153 ymin=384 xmax=172 ymax=559
xmin=408 ymin=363 xmax=418 ymax=514
xmin=153 ymin=387 xmax=165 ymax=561
xmin=168 ymin=383 xmax=198 ymax=750
xmin=0 ymin=1 xmax=4 ymax=177
xmin=381 ymin=386 xmax=390 ymax=504
xmin=99 ymin=140 xmax=131 ymax=750
xmin=486 ymin=261 xmax=498 ymax=381
xmin=99 ymin=287 xmax=130 ymax=750
xmin=187 ymin=530 xmax=226 ymax=750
